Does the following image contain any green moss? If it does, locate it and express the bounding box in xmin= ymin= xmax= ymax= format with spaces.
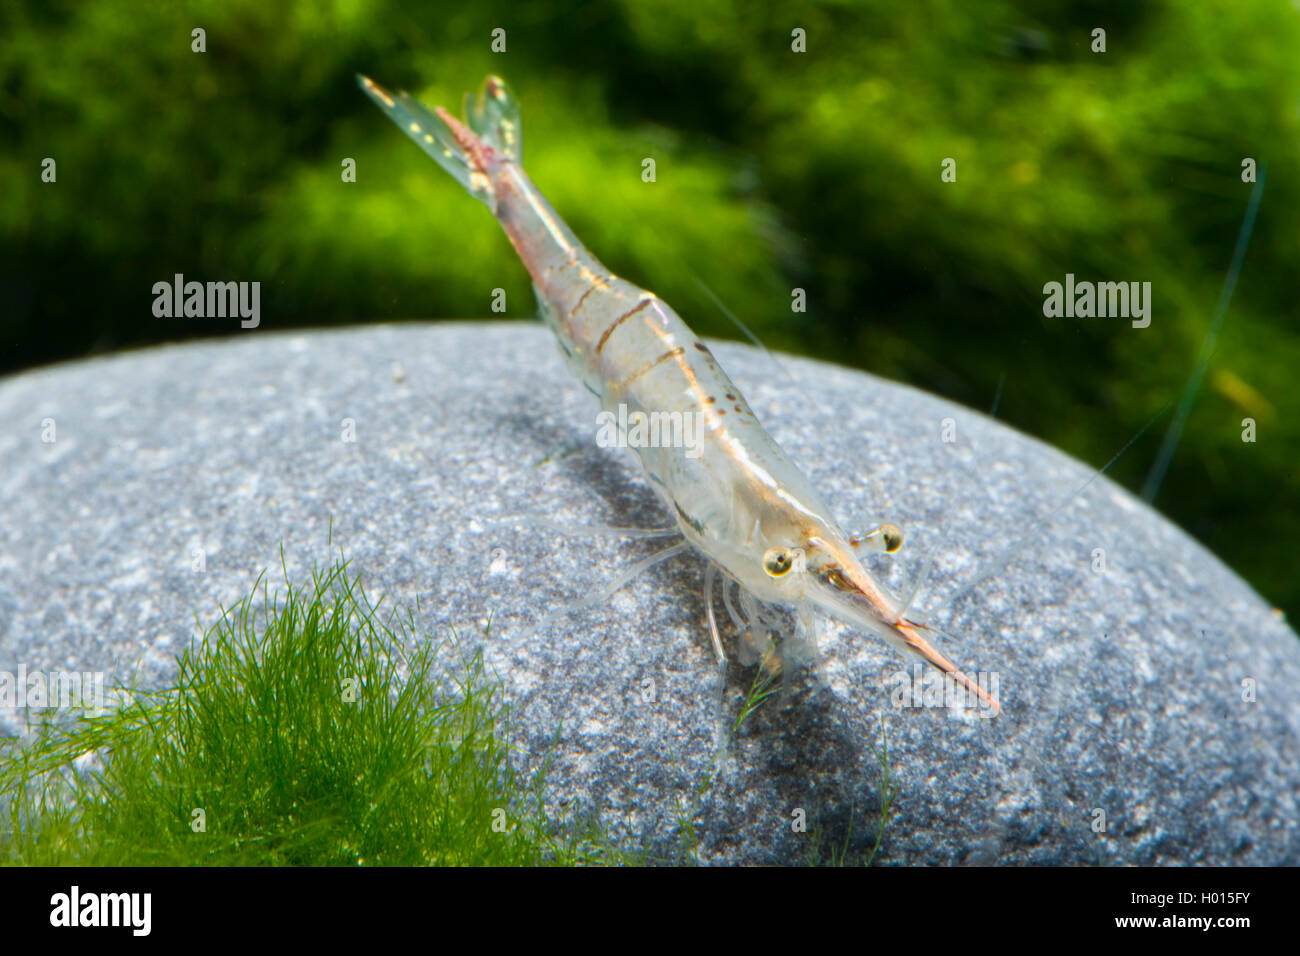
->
xmin=0 ymin=553 xmax=609 ymax=866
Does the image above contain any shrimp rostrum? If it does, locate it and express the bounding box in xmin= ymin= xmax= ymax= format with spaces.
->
xmin=359 ymin=74 xmax=1000 ymax=715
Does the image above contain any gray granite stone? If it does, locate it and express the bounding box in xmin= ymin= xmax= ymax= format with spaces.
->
xmin=1 ymin=321 xmax=1296 ymax=864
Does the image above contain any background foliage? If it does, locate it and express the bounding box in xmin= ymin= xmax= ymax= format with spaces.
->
xmin=2 ymin=0 xmax=1296 ymax=619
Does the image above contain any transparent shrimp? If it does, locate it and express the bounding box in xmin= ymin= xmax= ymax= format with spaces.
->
xmin=358 ymin=74 xmax=1001 ymax=715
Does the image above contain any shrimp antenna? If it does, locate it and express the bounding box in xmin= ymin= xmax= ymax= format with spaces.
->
xmin=1141 ymin=162 xmax=1267 ymax=502
xmin=938 ymin=399 xmax=1174 ymax=617
xmin=480 ymin=515 xmax=679 ymax=539
xmin=905 ymin=167 xmax=1260 ymax=622
xmin=686 ymin=269 xmax=815 ymax=409
xmin=688 ymin=267 xmax=894 ymax=509
xmin=534 ymin=540 xmax=689 ymax=631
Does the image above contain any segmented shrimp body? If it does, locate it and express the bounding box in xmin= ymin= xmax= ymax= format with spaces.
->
xmin=359 ymin=74 xmax=999 ymax=714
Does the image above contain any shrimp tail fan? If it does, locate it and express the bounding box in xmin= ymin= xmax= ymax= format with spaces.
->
xmin=463 ymin=75 xmax=522 ymax=161
xmin=357 ymin=74 xmax=520 ymax=210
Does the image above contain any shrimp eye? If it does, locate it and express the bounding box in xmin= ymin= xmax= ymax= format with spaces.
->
xmin=880 ymin=523 xmax=903 ymax=554
xmin=762 ymin=547 xmax=795 ymax=577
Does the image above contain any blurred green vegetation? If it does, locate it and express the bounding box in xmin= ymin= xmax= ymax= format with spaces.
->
xmin=2 ymin=0 xmax=1297 ymax=620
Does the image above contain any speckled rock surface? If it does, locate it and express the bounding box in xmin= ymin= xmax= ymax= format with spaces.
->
xmin=1 ymin=322 xmax=1296 ymax=864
